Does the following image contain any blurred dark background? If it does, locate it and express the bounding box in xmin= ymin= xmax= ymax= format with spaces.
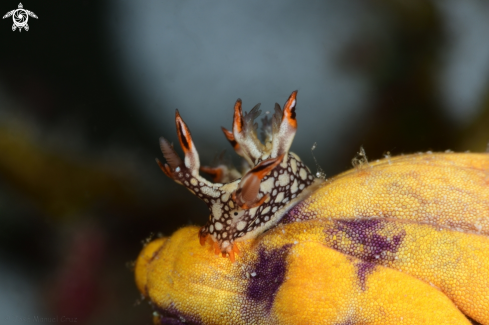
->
xmin=0 ymin=1 xmax=488 ymax=324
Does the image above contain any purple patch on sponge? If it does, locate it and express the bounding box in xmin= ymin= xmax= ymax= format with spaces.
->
xmin=334 ymin=219 xmax=405 ymax=262
xmin=246 ymin=244 xmax=292 ymax=312
xmin=279 ymin=199 xmax=316 ymax=224
xmin=326 ymin=219 xmax=406 ymax=290
xmin=356 ymin=261 xmax=377 ymax=291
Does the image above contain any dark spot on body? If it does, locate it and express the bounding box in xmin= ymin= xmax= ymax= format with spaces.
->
xmin=253 ymin=160 xmax=275 ymax=173
xmin=290 ymin=109 xmax=296 ymax=120
xmin=178 ymin=123 xmax=190 ymax=150
xmin=246 ymin=244 xmax=292 ymax=312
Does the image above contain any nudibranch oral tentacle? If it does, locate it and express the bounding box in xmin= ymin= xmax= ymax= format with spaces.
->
xmin=157 ymin=91 xmax=318 ymax=260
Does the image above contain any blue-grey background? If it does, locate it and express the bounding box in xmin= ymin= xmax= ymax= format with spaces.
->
xmin=0 ymin=1 xmax=488 ymax=324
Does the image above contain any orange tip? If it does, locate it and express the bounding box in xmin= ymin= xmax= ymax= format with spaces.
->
xmin=228 ymin=250 xmax=236 ymax=263
xmin=213 ymin=241 xmax=220 ymax=255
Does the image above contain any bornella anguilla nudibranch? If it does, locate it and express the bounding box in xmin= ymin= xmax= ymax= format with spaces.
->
xmin=156 ymin=91 xmax=321 ymax=261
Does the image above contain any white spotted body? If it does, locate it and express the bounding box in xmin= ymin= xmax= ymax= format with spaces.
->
xmin=157 ymin=91 xmax=319 ymax=261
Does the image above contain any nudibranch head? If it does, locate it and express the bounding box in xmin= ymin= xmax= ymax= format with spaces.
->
xmin=157 ymin=91 xmax=318 ymax=260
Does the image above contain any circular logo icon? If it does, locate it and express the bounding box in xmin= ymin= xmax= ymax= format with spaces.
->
xmin=2 ymin=3 xmax=38 ymax=32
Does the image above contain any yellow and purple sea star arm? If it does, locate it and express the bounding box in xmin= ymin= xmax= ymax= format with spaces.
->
xmin=262 ymin=219 xmax=489 ymax=324
xmin=274 ymin=241 xmax=471 ymax=325
xmin=135 ymin=225 xmax=474 ymax=324
xmin=287 ymin=153 xmax=489 ymax=234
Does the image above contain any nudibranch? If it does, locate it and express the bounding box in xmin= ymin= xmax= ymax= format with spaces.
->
xmin=156 ymin=91 xmax=320 ymax=261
